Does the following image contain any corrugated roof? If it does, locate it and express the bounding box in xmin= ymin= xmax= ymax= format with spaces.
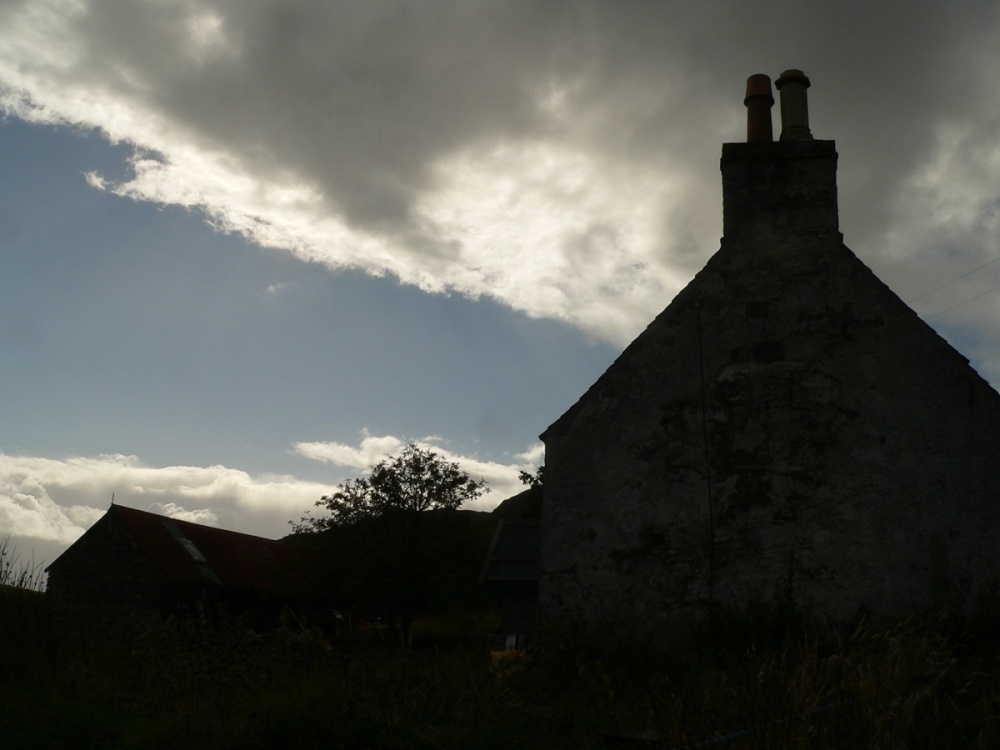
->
xmin=109 ymin=504 xmax=305 ymax=592
xmin=479 ymin=519 xmax=541 ymax=584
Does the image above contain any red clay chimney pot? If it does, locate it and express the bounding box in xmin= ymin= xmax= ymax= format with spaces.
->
xmin=744 ymin=74 xmax=774 ymax=143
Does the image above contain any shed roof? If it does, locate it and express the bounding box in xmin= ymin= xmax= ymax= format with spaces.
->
xmin=479 ymin=519 xmax=541 ymax=585
xmin=50 ymin=504 xmax=306 ymax=593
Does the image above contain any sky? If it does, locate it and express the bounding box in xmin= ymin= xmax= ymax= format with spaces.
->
xmin=2 ymin=1 xmax=1000 ymax=570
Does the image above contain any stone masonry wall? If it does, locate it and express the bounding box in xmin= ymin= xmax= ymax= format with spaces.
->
xmin=539 ymin=141 xmax=1000 ymax=650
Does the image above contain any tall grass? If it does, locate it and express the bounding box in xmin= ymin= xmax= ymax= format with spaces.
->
xmin=0 ymin=534 xmax=45 ymax=591
xmin=528 ymin=617 xmax=1000 ymax=748
xmin=0 ymin=598 xmax=997 ymax=749
xmin=0 ymin=534 xmax=54 ymax=712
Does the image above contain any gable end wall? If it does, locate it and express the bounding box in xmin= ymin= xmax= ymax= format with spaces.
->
xmin=539 ymin=141 xmax=1000 ymax=650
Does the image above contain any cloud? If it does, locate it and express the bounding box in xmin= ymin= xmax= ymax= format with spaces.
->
xmin=294 ymin=432 xmax=406 ymax=471
xmin=0 ymin=436 xmax=539 ymax=554
xmin=147 ymin=502 xmax=221 ymax=527
xmin=0 ymin=451 xmax=338 ymax=547
xmin=294 ymin=432 xmax=543 ymax=507
xmin=1 ymin=1 xmax=1000 ymax=368
xmin=0 ymin=480 xmax=102 ymax=545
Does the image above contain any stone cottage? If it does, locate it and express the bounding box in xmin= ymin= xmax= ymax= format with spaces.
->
xmin=539 ymin=71 xmax=1000 ymax=649
xmin=46 ymin=503 xmax=307 ymax=635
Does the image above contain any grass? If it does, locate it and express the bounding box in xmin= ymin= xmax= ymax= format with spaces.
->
xmin=0 ymin=534 xmax=45 ymax=592
xmin=0 ymin=590 xmax=997 ymax=749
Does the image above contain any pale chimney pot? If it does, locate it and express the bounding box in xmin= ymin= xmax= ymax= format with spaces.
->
xmin=775 ymin=69 xmax=813 ymax=141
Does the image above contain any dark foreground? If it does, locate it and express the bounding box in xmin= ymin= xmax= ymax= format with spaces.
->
xmin=1 ymin=588 xmax=998 ymax=749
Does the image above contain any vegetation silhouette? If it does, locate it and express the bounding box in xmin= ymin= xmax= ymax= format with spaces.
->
xmin=292 ymin=444 xmax=490 ymax=644
xmin=2 ymin=500 xmax=999 ymax=746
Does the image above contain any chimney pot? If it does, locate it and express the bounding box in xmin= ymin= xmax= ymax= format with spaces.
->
xmin=744 ymin=74 xmax=774 ymax=143
xmin=775 ymin=69 xmax=813 ymax=141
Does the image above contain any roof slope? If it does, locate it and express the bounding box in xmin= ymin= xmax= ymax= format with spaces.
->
xmin=479 ymin=519 xmax=541 ymax=585
xmin=50 ymin=504 xmax=305 ymax=593
xmin=544 ymin=139 xmax=998 ymax=441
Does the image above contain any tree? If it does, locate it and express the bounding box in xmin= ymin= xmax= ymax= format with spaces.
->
xmin=295 ymin=444 xmax=488 ymax=532
xmin=292 ymin=445 xmax=490 ymax=643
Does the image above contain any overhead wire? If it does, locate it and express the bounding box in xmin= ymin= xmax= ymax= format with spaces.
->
xmin=907 ymin=254 xmax=1000 ymax=320
xmin=923 ymin=281 xmax=1000 ymax=320
xmin=907 ymin=255 xmax=1000 ymax=304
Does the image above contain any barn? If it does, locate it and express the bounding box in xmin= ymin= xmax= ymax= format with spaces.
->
xmin=46 ymin=503 xmax=308 ymax=636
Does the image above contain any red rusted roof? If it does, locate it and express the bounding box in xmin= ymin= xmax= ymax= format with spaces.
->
xmin=109 ymin=504 xmax=305 ymax=592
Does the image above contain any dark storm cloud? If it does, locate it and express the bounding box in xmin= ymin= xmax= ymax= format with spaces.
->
xmin=74 ymin=0 xmax=568 ymax=229
xmin=2 ymin=0 xmax=999 ymax=344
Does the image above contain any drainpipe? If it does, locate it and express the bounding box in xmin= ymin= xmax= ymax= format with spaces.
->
xmin=744 ymin=74 xmax=774 ymax=143
xmin=775 ymin=69 xmax=813 ymax=141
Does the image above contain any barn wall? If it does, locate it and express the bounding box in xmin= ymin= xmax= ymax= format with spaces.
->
xmin=46 ymin=511 xmax=176 ymax=633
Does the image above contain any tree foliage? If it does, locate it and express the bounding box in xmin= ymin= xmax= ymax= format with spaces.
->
xmin=295 ymin=444 xmax=489 ymax=532
xmin=518 ymin=465 xmax=544 ymax=490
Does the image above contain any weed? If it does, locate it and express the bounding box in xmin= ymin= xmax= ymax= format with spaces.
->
xmin=0 ymin=534 xmax=45 ymax=591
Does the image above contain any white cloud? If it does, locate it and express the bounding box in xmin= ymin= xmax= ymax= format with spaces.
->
xmin=148 ymin=502 xmax=221 ymax=527
xmin=0 ymin=437 xmax=541 ymax=555
xmin=294 ymin=432 xmax=544 ymax=508
xmin=0 ymin=451 xmax=338 ymax=547
xmin=413 ymin=139 xmax=691 ymax=342
xmin=294 ymin=432 xmax=406 ymax=470
xmin=514 ymin=442 xmax=546 ymax=466
xmin=0 ymin=482 xmax=102 ymax=545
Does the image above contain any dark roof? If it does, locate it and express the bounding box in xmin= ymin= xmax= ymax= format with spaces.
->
xmin=64 ymin=504 xmax=305 ymax=593
xmin=479 ymin=519 xmax=541 ymax=585
xmin=490 ymin=488 xmax=542 ymax=519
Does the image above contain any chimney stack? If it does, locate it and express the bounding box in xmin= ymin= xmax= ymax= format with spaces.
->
xmin=744 ymin=74 xmax=774 ymax=143
xmin=722 ymin=69 xmax=839 ymax=242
